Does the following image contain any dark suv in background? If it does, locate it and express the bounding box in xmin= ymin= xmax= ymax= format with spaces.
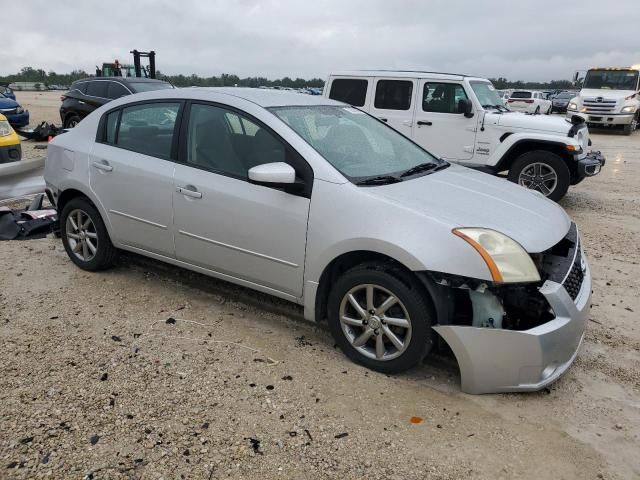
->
xmin=59 ymin=77 xmax=173 ymax=128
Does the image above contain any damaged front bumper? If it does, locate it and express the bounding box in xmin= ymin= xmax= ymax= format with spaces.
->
xmin=576 ymin=150 xmax=605 ymax=179
xmin=433 ymin=257 xmax=591 ymax=395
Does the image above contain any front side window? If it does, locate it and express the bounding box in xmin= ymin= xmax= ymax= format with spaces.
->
xmin=186 ymin=104 xmax=286 ymax=178
xmin=107 ymin=82 xmax=129 ymax=100
xmin=329 ymin=79 xmax=368 ymax=107
xmin=374 ymin=80 xmax=413 ymax=110
xmin=116 ymin=102 xmax=180 ymax=159
xmin=271 ymin=105 xmax=443 ymax=182
xmin=422 ymin=82 xmax=468 ymax=113
xmin=86 ymin=81 xmax=108 ymax=98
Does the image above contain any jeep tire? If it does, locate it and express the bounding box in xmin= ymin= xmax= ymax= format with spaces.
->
xmin=508 ymin=150 xmax=570 ymax=202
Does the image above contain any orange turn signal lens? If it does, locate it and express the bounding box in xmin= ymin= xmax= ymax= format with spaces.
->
xmin=453 ymin=229 xmax=504 ymax=283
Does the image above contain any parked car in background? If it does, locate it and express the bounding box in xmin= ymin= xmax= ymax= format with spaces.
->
xmin=0 ymin=84 xmax=16 ymax=101
xmin=0 ymin=92 xmax=29 ymax=128
xmin=0 ymin=113 xmax=21 ymax=163
xmin=44 ymin=87 xmax=592 ymax=394
xmin=59 ymin=77 xmax=173 ymax=128
xmin=507 ymin=91 xmax=552 ymax=114
xmin=324 ymin=71 xmax=603 ymax=201
xmin=551 ymin=91 xmax=577 ymax=113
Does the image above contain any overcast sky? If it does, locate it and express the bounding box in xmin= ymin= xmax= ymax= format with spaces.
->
xmin=3 ymin=0 xmax=639 ymax=81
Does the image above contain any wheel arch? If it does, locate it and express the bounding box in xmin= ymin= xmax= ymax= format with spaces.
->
xmin=493 ymin=139 xmax=572 ymax=173
xmin=55 ymin=184 xmax=115 ymax=242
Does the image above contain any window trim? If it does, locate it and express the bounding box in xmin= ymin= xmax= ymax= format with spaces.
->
xmin=176 ymin=100 xmax=314 ymax=198
xmin=420 ymin=81 xmax=470 ymax=114
xmin=96 ymin=98 xmax=185 ymax=162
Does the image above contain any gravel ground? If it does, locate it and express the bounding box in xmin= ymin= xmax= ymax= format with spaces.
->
xmin=1 ymin=92 xmax=639 ymax=479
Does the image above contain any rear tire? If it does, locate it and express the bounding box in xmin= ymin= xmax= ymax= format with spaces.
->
xmin=534 ymin=106 xmax=540 ymax=114
xmin=64 ymin=115 xmax=81 ymax=129
xmin=327 ymin=263 xmax=434 ymax=374
xmin=508 ymin=150 xmax=570 ymax=202
xmin=60 ymin=197 xmax=116 ymax=271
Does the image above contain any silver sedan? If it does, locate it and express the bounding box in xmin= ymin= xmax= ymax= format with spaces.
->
xmin=43 ymin=88 xmax=591 ymax=394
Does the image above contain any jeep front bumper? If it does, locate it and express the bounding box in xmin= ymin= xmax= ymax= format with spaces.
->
xmin=433 ymin=257 xmax=591 ymax=394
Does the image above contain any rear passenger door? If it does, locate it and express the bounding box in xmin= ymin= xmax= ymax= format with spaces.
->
xmin=369 ymin=78 xmax=417 ymax=138
xmin=90 ymin=101 xmax=181 ymax=257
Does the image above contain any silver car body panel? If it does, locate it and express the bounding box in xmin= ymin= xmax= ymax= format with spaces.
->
xmin=44 ymin=87 xmax=591 ymax=394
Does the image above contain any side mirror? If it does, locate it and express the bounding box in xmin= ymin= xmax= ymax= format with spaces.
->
xmin=458 ymin=98 xmax=474 ymax=118
xmin=248 ymin=162 xmax=296 ymax=185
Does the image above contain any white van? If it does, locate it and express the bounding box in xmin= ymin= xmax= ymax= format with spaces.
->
xmin=323 ymin=70 xmax=604 ymax=201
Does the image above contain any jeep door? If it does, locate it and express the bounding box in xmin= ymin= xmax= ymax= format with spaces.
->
xmin=411 ymin=80 xmax=477 ymax=161
xmin=369 ymin=78 xmax=417 ymax=138
xmin=172 ymin=102 xmax=311 ymax=298
xmin=89 ymin=101 xmax=181 ymax=256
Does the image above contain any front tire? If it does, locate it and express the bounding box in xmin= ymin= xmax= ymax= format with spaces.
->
xmin=60 ymin=197 xmax=116 ymax=271
xmin=64 ymin=114 xmax=81 ymax=129
xmin=508 ymin=150 xmax=570 ymax=202
xmin=327 ymin=263 xmax=434 ymax=374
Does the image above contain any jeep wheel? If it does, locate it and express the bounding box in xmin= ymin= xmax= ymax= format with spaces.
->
xmin=327 ymin=263 xmax=434 ymax=374
xmin=508 ymin=150 xmax=570 ymax=202
xmin=61 ymin=197 xmax=116 ymax=271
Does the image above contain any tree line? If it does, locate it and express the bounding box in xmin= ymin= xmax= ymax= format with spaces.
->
xmin=1 ymin=67 xmax=574 ymax=90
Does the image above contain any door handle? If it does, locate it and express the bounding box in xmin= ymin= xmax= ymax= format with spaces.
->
xmin=177 ymin=185 xmax=202 ymax=199
xmin=417 ymin=120 xmax=433 ymax=126
xmin=92 ymin=160 xmax=113 ymax=172
xmin=378 ymin=117 xmax=388 ymax=122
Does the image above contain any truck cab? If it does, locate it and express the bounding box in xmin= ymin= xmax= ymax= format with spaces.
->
xmin=323 ymin=70 xmax=604 ymax=201
xmin=568 ymin=66 xmax=640 ymax=135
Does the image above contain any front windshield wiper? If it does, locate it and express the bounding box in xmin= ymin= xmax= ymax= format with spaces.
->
xmin=400 ymin=162 xmax=449 ymax=178
xmin=356 ymin=175 xmax=403 ymax=186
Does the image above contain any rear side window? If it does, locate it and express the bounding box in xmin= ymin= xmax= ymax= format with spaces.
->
xmin=107 ymin=82 xmax=129 ymax=100
xmin=86 ymin=81 xmax=108 ymax=98
xmin=329 ymin=79 xmax=368 ymax=107
xmin=116 ymin=102 xmax=180 ymax=159
xmin=374 ymin=80 xmax=413 ymax=110
xmin=422 ymin=82 xmax=468 ymax=113
xmin=511 ymin=91 xmax=532 ymax=99
xmin=104 ymin=110 xmax=119 ymax=144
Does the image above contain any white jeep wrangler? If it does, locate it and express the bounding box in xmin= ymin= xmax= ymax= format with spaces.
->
xmin=324 ymin=71 xmax=605 ymax=201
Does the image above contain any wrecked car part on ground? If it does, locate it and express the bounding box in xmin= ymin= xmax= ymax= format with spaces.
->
xmin=43 ymin=87 xmax=591 ymax=394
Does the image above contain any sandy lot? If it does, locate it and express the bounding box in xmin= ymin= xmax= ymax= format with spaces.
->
xmin=1 ymin=92 xmax=639 ymax=479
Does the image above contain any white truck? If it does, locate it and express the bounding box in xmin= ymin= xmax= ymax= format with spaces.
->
xmin=568 ymin=65 xmax=640 ymax=135
xmin=323 ymin=70 xmax=604 ymax=201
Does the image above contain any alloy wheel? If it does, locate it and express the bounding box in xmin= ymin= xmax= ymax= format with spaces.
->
xmin=518 ymin=162 xmax=558 ymax=196
xmin=339 ymin=284 xmax=412 ymax=361
xmin=66 ymin=209 xmax=98 ymax=262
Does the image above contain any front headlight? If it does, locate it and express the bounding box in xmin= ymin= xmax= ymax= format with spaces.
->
xmin=621 ymin=105 xmax=637 ymax=113
xmin=453 ymin=228 xmax=541 ymax=283
xmin=0 ymin=120 xmax=11 ymax=137
xmin=567 ymin=102 xmax=578 ymax=111
xmin=15 ymin=106 xmax=24 ymax=114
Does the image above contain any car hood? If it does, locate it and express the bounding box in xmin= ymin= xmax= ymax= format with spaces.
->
xmin=493 ymin=111 xmax=572 ymax=135
xmin=0 ymin=97 xmax=19 ymax=109
xmin=580 ymin=88 xmax=636 ymax=100
xmin=364 ymin=165 xmax=571 ymax=253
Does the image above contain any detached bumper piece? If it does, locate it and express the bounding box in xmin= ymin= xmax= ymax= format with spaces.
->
xmin=433 ymin=223 xmax=590 ymax=394
xmin=577 ymin=151 xmax=605 ymax=178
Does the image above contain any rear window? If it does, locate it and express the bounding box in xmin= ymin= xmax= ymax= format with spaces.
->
xmin=511 ymin=91 xmax=532 ymax=99
xmin=374 ymin=80 xmax=413 ymax=110
xmin=128 ymin=82 xmax=174 ymax=93
xmin=86 ymin=81 xmax=108 ymax=98
xmin=328 ymin=79 xmax=368 ymax=107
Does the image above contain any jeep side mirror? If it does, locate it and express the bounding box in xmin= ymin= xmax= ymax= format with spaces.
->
xmin=458 ymin=98 xmax=474 ymax=118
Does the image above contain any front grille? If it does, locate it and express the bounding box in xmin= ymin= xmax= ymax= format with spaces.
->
xmin=563 ymin=260 xmax=584 ymax=300
xmin=534 ymin=223 xmax=585 ymax=302
xmin=583 ymin=98 xmax=617 ymax=113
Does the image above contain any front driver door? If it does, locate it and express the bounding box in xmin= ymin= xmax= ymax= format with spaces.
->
xmin=90 ymin=101 xmax=181 ymax=256
xmin=172 ymin=102 xmax=311 ymax=298
xmin=411 ymin=81 xmax=477 ymax=161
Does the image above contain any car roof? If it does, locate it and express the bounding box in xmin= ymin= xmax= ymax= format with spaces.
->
xmin=122 ymin=87 xmax=344 ymax=108
xmin=73 ymin=77 xmax=169 ymax=85
xmin=329 ymin=70 xmax=483 ymax=81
